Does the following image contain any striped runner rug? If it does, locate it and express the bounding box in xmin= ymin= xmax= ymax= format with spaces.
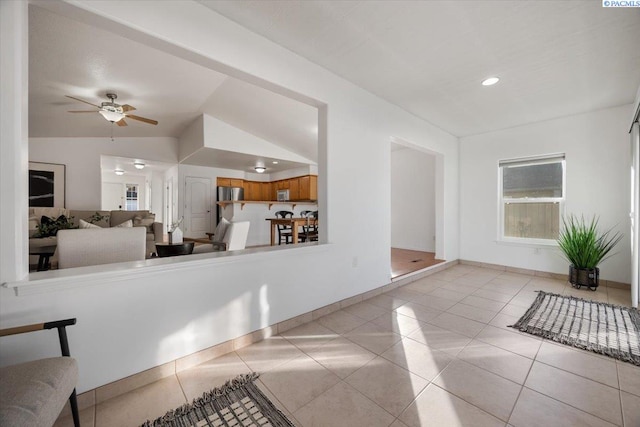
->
xmin=141 ymin=373 xmax=295 ymax=427
xmin=510 ymin=291 xmax=640 ymax=366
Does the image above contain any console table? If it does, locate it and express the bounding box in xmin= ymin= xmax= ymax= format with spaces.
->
xmin=29 ymin=245 xmax=57 ymax=271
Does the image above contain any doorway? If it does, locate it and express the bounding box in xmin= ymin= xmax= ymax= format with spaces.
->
xmin=390 ymin=140 xmax=444 ymax=278
xmin=184 ymin=176 xmax=212 ymax=238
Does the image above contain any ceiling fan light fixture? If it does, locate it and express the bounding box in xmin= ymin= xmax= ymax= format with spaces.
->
xmin=254 ymin=166 xmax=266 ymax=173
xmin=482 ymin=77 xmax=500 ymax=86
xmin=114 ymin=169 xmax=124 ymax=176
xmin=134 ymin=161 xmax=145 ymax=170
xmin=99 ymin=109 xmax=125 ymax=122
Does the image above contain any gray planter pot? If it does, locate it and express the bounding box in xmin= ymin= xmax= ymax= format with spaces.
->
xmin=569 ymin=265 xmax=599 ymax=291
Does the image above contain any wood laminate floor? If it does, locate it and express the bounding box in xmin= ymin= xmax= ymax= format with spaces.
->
xmin=391 ymin=247 xmax=445 ymax=279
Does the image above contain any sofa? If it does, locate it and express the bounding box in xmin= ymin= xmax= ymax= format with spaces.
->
xmin=57 ymin=227 xmax=147 ymax=269
xmin=28 ymin=208 xmax=163 ymax=264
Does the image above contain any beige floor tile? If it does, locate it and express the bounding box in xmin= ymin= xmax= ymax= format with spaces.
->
xmin=255 ymin=379 xmax=300 ymax=426
xmin=344 ymin=321 xmax=402 ymax=355
xmin=316 ymin=309 xmax=368 ymax=334
xmin=498 ymin=303 xmax=528 ymax=318
xmin=294 ymin=381 xmax=395 ymax=427
xmin=488 ymin=313 xmax=522 ymax=331
xmin=280 ymin=321 xmax=339 ymax=352
xmin=404 ymin=280 xmax=441 ymax=294
xmin=509 ymin=387 xmax=617 ymax=427
xmin=460 ymin=295 xmax=507 ymax=312
xmin=452 ymin=275 xmax=495 ymax=288
xmin=346 ymin=356 xmax=429 ymax=416
xmin=235 ymin=336 xmax=304 ymax=373
xmin=371 ymin=311 xmax=422 ymax=336
xmin=618 ymin=361 xmax=640 ymax=397
xmin=305 ymin=337 xmax=376 ymax=379
xmin=399 ymin=383 xmax=504 ymax=427
xmin=621 ymin=391 xmax=640 ymax=427
xmin=427 ymin=287 xmax=468 ymax=302
xmin=447 ymin=302 xmax=498 ymax=323
xmin=438 ymin=281 xmax=482 ymax=294
xmin=260 ymin=355 xmax=340 ymax=413
xmin=472 ymin=288 xmax=515 ymax=303
xmin=412 ymin=294 xmax=458 ymax=311
xmin=428 ymin=311 xmax=486 ymax=338
xmin=381 ymin=337 xmax=453 ymax=381
xmin=433 ymin=359 xmax=521 ymax=421
xmin=457 ymin=339 xmax=533 ymax=384
xmin=54 ymin=407 xmax=95 ymax=427
xmin=95 ymin=375 xmax=186 ymax=427
xmin=535 ymin=342 xmax=618 ymax=388
xmin=476 ymin=325 xmax=542 ymax=359
xmin=176 ymin=352 xmax=251 ymax=401
xmin=524 ymin=362 xmax=622 ymax=425
xmin=608 ymin=288 xmax=632 ymax=307
xmin=508 ymin=291 xmax=539 ymax=308
xmin=367 ymin=294 xmax=408 ymax=311
xmin=394 ymin=302 xmax=442 ymax=323
xmin=343 ymin=301 xmax=391 ymax=321
xmin=481 ymin=281 xmax=523 ymax=297
xmin=390 ymin=420 xmax=410 ymax=427
xmin=407 ymin=322 xmax=472 ymax=356
xmin=387 ymin=286 xmax=426 ymax=302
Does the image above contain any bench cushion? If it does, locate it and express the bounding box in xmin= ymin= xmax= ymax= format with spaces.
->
xmin=0 ymin=357 xmax=78 ymax=427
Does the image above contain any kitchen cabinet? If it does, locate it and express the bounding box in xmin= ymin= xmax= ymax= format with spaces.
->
xmin=261 ymin=182 xmax=273 ymax=201
xmin=289 ymin=178 xmax=300 ymax=201
xmin=216 ymin=177 xmax=244 ymax=188
xmin=217 ymin=175 xmax=317 ymax=201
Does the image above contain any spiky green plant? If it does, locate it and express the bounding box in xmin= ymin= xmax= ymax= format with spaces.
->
xmin=557 ymin=215 xmax=622 ymax=269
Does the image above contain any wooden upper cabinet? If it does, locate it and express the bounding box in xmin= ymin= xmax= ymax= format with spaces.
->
xmin=289 ymin=178 xmax=300 ymax=201
xmin=229 ymin=179 xmax=244 ymax=188
xmin=216 ymin=177 xmax=231 ymax=187
xmin=309 ymin=175 xmax=318 ymax=201
xmin=261 ymin=182 xmax=273 ymax=201
xmin=299 ymin=176 xmax=310 ymax=200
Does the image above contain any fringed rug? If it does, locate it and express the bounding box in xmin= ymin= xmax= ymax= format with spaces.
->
xmin=510 ymin=291 xmax=640 ymax=365
xmin=141 ymin=373 xmax=296 ymax=427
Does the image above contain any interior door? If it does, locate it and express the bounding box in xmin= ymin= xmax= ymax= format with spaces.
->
xmin=185 ymin=176 xmax=211 ymax=238
xmin=102 ymin=182 xmax=124 ymax=210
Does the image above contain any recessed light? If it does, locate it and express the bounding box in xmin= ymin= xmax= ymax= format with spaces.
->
xmin=482 ymin=77 xmax=500 ymax=86
xmin=272 ymin=161 xmax=279 ymax=164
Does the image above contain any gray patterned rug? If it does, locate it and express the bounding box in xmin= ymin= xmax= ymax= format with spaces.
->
xmin=141 ymin=373 xmax=295 ymax=427
xmin=510 ymin=291 xmax=640 ymax=366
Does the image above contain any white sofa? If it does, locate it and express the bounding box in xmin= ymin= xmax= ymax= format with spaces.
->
xmin=57 ymin=227 xmax=146 ymax=269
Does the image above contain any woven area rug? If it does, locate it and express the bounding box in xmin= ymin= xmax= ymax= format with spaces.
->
xmin=510 ymin=291 xmax=640 ymax=366
xmin=141 ymin=373 xmax=295 ymax=427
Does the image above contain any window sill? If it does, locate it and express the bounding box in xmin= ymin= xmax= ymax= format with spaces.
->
xmin=494 ymin=238 xmax=559 ymax=249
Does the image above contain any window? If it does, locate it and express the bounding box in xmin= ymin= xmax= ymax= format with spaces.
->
xmin=125 ymin=184 xmax=139 ymax=211
xmin=499 ymin=154 xmax=565 ymax=242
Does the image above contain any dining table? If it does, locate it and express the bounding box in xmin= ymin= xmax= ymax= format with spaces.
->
xmin=265 ymin=217 xmax=318 ymax=246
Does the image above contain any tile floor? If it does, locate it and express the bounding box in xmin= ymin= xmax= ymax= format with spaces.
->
xmin=55 ymin=265 xmax=640 ymax=427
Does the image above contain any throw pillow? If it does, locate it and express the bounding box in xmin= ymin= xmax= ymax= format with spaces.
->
xmin=133 ymin=215 xmax=155 ymax=232
xmin=114 ymin=219 xmax=133 ymax=228
xmin=212 ymin=217 xmax=230 ymax=242
xmin=28 ymin=215 xmax=40 ymax=238
xmin=34 ymin=214 xmax=74 ymax=237
xmin=79 ymin=219 xmax=101 ymax=229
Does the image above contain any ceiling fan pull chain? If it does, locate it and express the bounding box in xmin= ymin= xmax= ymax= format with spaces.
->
xmin=110 ymin=122 xmax=114 ymax=142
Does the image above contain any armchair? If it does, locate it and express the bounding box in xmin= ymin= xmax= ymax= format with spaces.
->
xmin=0 ymin=318 xmax=80 ymax=427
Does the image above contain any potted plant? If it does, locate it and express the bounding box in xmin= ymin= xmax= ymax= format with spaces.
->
xmin=557 ymin=215 xmax=622 ymax=291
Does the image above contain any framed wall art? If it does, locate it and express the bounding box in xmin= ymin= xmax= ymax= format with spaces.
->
xmin=28 ymin=161 xmax=66 ymax=208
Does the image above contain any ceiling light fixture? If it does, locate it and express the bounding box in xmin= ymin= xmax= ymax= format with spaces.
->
xmin=114 ymin=169 xmax=125 ymax=176
xmin=99 ymin=109 xmax=125 ymax=122
xmin=482 ymin=77 xmax=500 ymax=86
xmin=134 ymin=161 xmax=145 ymax=170
xmin=254 ymin=166 xmax=266 ymax=173
xmin=272 ymin=161 xmax=279 ymax=164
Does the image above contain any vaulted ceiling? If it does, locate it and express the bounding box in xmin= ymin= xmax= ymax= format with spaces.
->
xmin=201 ymin=0 xmax=640 ymax=137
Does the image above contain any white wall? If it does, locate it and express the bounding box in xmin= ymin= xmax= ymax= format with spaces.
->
xmin=391 ymin=148 xmax=436 ymax=252
xmin=29 ymin=137 xmax=179 ymax=209
xmin=460 ymin=105 xmax=632 ymax=283
xmin=100 ymin=173 xmax=147 ymax=211
xmin=0 ymin=1 xmax=459 ymax=392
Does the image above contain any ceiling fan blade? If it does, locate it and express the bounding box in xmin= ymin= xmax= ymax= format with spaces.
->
xmin=65 ymin=95 xmax=101 ymax=108
xmin=116 ymin=119 xmax=128 ymax=127
xmin=68 ymin=110 xmax=98 ymax=113
xmin=121 ymin=104 xmax=136 ymax=112
xmin=126 ymin=114 xmax=158 ymax=125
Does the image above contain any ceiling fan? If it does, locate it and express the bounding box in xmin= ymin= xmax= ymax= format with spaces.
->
xmin=66 ymin=93 xmax=158 ymax=126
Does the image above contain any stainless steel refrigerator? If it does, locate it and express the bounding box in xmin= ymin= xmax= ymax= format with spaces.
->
xmin=216 ymin=186 xmax=244 ymax=225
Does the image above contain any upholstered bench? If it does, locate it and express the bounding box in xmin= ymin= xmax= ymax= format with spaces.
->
xmin=0 ymin=319 xmax=80 ymax=427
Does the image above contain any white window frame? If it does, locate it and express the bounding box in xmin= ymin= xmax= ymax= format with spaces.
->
xmin=498 ymin=153 xmax=566 ymax=246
